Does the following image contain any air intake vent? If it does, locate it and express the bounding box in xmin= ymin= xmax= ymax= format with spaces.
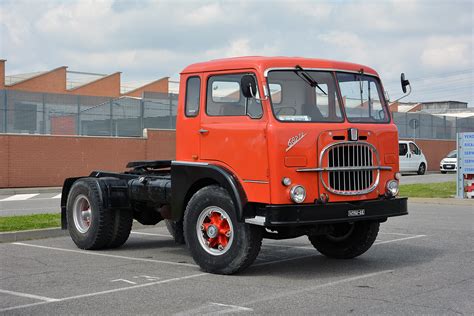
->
xmin=322 ymin=142 xmax=380 ymax=195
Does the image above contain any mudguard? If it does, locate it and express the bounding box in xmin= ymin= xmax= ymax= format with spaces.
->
xmin=170 ymin=161 xmax=248 ymax=221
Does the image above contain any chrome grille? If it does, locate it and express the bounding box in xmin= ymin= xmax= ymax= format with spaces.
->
xmin=322 ymin=142 xmax=379 ymax=195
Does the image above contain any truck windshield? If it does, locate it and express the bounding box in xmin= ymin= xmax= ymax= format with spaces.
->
xmin=267 ymin=70 xmax=343 ymax=122
xmin=337 ymin=73 xmax=389 ymax=123
xmin=267 ymin=70 xmax=389 ymax=123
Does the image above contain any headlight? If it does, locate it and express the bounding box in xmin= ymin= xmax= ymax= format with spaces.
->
xmin=386 ymin=180 xmax=399 ymax=197
xmin=290 ymin=185 xmax=306 ymax=203
xmin=394 ymin=172 xmax=401 ymax=180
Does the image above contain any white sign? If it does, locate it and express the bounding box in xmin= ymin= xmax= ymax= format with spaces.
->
xmin=456 ymin=132 xmax=474 ymax=198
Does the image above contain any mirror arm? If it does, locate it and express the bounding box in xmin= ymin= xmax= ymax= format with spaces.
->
xmin=249 ymin=84 xmax=268 ymax=101
xmin=391 ymin=84 xmax=412 ymax=103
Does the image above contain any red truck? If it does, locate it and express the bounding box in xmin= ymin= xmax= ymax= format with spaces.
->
xmin=61 ymin=57 xmax=409 ymax=274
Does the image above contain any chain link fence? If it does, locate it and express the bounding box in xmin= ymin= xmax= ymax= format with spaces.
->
xmin=392 ymin=112 xmax=474 ymax=140
xmin=0 ymin=89 xmax=472 ymax=139
xmin=0 ymin=90 xmax=177 ymax=137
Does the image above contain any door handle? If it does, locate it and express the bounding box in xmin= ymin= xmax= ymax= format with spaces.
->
xmin=199 ymin=129 xmax=209 ymax=134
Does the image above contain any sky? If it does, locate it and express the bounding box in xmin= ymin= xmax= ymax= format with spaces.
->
xmin=0 ymin=0 xmax=473 ymax=105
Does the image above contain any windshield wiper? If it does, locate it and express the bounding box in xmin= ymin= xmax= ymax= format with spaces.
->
xmin=294 ymin=65 xmax=327 ymax=95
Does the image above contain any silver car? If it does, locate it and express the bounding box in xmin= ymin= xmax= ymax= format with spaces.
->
xmin=440 ymin=150 xmax=457 ymax=174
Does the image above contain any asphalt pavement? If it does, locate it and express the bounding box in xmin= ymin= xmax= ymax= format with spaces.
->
xmin=1 ymin=200 xmax=473 ymax=314
xmin=399 ymin=172 xmax=456 ymax=185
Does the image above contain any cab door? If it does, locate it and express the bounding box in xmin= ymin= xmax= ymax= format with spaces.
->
xmin=399 ymin=142 xmax=410 ymax=172
xmin=175 ymin=76 xmax=201 ymax=161
xmin=199 ymin=72 xmax=269 ymax=202
xmin=409 ymin=142 xmax=422 ymax=170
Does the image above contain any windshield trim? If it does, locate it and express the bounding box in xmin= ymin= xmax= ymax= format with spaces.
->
xmin=266 ymin=70 xmax=345 ymax=124
xmin=264 ymin=67 xmax=378 ymax=77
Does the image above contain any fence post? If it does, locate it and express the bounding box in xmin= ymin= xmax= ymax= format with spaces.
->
xmin=140 ymin=99 xmax=145 ymax=136
xmin=168 ymin=94 xmax=173 ymax=129
xmin=42 ymin=93 xmax=46 ymax=134
xmin=405 ymin=112 xmax=408 ymax=137
xmin=76 ymin=95 xmax=81 ymax=135
xmin=109 ymin=99 xmax=114 ymax=136
xmin=3 ymin=90 xmax=7 ymax=133
xmin=443 ymin=116 xmax=447 ymax=139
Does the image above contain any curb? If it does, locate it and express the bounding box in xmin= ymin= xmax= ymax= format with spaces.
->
xmin=0 ymin=221 xmax=157 ymax=243
xmin=0 ymin=227 xmax=68 ymax=243
xmin=0 ymin=187 xmax=62 ymax=195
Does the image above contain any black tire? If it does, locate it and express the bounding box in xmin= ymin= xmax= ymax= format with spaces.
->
xmin=183 ymin=185 xmax=263 ymax=275
xmin=108 ymin=209 xmax=133 ymax=248
xmin=308 ymin=221 xmax=379 ymax=259
xmin=441 ymin=171 xmax=447 ymax=174
xmin=66 ymin=178 xmax=114 ymax=250
xmin=417 ymin=163 xmax=426 ymax=175
xmin=165 ymin=219 xmax=186 ymax=244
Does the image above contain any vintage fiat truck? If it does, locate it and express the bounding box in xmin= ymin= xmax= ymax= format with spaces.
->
xmin=61 ymin=57 xmax=409 ymax=274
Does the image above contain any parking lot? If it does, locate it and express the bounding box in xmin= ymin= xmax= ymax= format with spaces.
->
xmin=1 ymin=200 xmax=473 ymax=315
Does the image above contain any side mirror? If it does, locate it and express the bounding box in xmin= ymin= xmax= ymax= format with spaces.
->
xmin=241 ymin=75 xmax=257 ymax=98
xmin=401 ymin=73 xmax=410 ymax=93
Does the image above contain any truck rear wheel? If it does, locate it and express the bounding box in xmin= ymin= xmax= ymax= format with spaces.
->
xmin=183 ymin=185 xmax=262 ymax=274
xmin=66 ymin=178 xmax=115 ymax=250
xmin=108 ymin=209 xmax=133 ymax=248
xmin=308 ymin=221 xmax=379 ymax=259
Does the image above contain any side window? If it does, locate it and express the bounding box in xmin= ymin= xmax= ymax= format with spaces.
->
xmin=409 ymin=143 xmax=420 ymax=155
xmin=185 ymin=77 xmax=200 ymax=117
xmin=399 ymin=143 xmax=408 ymax=156
xmin=206 ymin=73 xmax=262 ymax=117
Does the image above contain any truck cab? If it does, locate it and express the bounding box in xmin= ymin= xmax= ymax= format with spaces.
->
xmin=61 ymin=57 xmax=408 ymax=275
xmin=177 ymin=57 xmax=403 ymax=207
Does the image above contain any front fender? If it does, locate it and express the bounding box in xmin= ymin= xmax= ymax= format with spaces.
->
xmin=171 ymin=161 xmax=248 ymax=221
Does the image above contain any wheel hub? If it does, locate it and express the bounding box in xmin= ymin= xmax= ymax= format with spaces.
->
xmin=196 ymin=207 xmax=234 ymax=256
xmin=206 ymin=224 xmax=218 ymax=238
xmin=73 ymin=195 xmax=92 ymax=234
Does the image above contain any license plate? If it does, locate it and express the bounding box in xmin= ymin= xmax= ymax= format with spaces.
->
xmin=445 ymin=165 xmax=454 ymax=169
xmin=348 ymin=209 xmax=365 ymax=217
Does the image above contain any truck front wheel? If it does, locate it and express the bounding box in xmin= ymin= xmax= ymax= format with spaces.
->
xmin=183 ymin=185 xmax=263 ymax=274
xmin=308 ymin=221 xmax=379 ymax=259
xmin=66 ymin=178 xmax=115 ymax=250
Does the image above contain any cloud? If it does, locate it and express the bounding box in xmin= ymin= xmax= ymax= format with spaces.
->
xmin=0 ymin=0 xmax=472 ymax=104
xmin=421 ymin=36 xmax=472 ymax=70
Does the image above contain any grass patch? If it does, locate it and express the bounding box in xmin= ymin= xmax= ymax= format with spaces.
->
xmin=399 ymin=181 xmax=456 ymax=198
xmin=0 ymin=213 xmax=61 ymax=232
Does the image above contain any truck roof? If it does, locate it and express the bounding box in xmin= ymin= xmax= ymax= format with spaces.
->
xmin=181 ymin=56 xmax=379 ymax=76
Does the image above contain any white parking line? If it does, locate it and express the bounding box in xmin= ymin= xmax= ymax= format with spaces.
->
xmin=0 ymin=289 xmax=59 ymax=302
xmin=131 ymin=231 xmax=172 ymax=238
xmin=254 ymin=254 xmax=317 ymax=267
xmin=379 ymin=232 xmax=418 ymax=236
xmin=0 ymin=194 xmax=39 ymax=201
xmin=0 ymin=273 xmax=207 ymax=313
xmin=264 ymin=234 xmax=427 ymax=251
xmin=12 ymin=242 xmax=198 ymax=267
xmin=237 ymin=270 xmax=394 ymax=307
xmin=374 ymin=235 xmax=426 ymax=245
xmin=52 ymin=194 xmax=62 ymax=199
xmin=211 ymin=302 xmax=253 ymax=314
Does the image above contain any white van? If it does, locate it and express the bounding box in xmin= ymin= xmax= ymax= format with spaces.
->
xmin=399 ymin=141 xmax=428 ymax=175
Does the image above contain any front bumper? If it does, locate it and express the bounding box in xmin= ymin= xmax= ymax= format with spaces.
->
xmin=440 ymin=164 xmax=457 ymax=171
xmin=248 ymin=197 xmax=408 ymax=227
